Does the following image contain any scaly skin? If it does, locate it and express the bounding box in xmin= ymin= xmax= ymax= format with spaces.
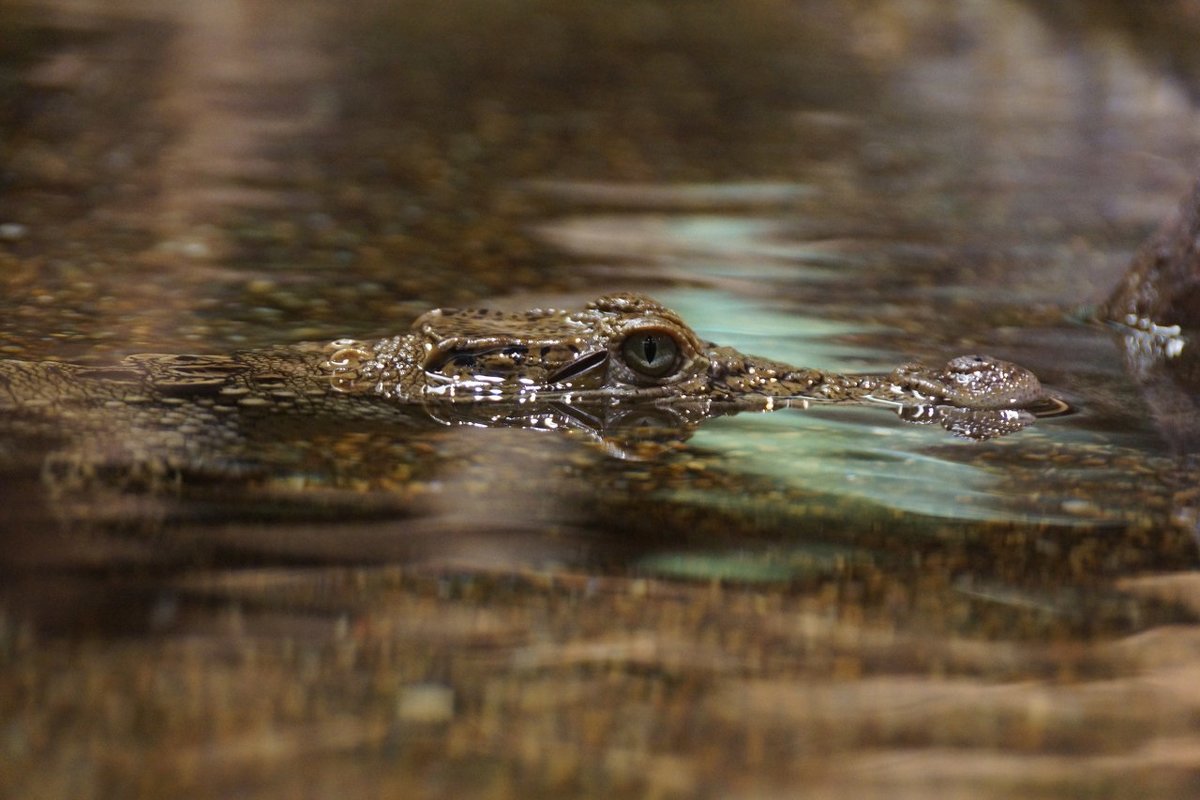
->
xmin=322 ymin=293 xmax=1049 ymax=413
xmin=888 ymin=354 xmax=1046 ymax=410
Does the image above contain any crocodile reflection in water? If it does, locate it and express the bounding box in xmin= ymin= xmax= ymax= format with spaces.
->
xmin=0 ymin=292 xmax=1067 ymax=489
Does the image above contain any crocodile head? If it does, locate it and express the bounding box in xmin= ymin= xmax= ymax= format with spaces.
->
xmin=323 ymin=292 xmax=1066 ymax=444
xmin=327 ymin=292 xmax=826 ymax=407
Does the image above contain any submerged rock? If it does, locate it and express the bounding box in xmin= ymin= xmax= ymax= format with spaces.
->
xmin=1104 ymin=175 xmax=1200 ymax=543
xmin=1103 ymin=178 xmax=1200 ymax=332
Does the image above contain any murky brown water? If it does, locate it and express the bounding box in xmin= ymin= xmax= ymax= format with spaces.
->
xmin=4 ymin=1 xmax=1200 ymax=797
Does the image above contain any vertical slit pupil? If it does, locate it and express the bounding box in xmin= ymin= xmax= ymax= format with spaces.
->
xmin=643 ymin=336 xmax=658 ymax=364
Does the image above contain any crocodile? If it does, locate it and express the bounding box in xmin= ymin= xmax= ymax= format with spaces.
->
xmin=323 ymin=292 xmax=1061 ymax=436
xmin=0 ymin=292 xmax=1064 ymax=505
xmin=324 ymin=293 xmax=1045 ymax=406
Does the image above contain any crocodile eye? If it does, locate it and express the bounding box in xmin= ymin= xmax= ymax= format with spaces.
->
xmin=620 ymin=329 xmax=680 ymax=378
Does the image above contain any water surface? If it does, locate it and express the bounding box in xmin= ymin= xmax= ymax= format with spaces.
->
xmin=3 ymin=1 xmax=1200 ymax=798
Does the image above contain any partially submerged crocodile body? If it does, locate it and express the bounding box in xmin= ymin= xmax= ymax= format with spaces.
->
xmin=320 ymin=292 xmax=1062 ymax=440
xmin=0 ymin=293 xmax=1064 ymax=512
xmin=0 ymin=291 xmax=1060 ymax=453
xmin=328 ymin=293 xmax=1047 ymax=408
